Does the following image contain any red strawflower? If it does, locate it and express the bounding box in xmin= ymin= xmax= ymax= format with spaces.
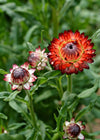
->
xmin=48 ymin=30 xmax=96 ymax=74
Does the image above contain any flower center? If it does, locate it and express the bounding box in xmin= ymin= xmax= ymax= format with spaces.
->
xmin=66 ymin=43 xmax=75 ymax=50
xmin=61 ymin=41 xmax=81 ymax=61
xmin=69 ymin=123 xmax=81 ymax=138
xmin=11 ymin=67 xmax=30 ymax=84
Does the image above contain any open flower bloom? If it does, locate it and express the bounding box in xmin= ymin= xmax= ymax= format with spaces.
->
xmin=63 ymin=118 xmax=85 ymax=140
xmin=48 ymin=30 xmax=96 ymax=74
xmin=4 ymin=62 xmax=37 ymax=91
xmin=28 ymin=46 xmax=48 ymax=70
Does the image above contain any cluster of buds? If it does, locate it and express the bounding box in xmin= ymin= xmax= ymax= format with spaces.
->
xmin=4 ymin=46 xmax=48 ymax=91
xmin=63 ymin=118 xmax=85 ymax=140
xmin=28 ymin=46 xmax=48 ymax=70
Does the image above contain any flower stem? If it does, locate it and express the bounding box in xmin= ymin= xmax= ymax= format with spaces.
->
xmin=67 ymin=75 xmax=72 ymax=93
xmin=58 ymin=77 xmax=63 ymax=98
xmin=25 ymin=90 xmax=37 ymax=128
xmin=52 ymin=133 xmax=60 ymax=140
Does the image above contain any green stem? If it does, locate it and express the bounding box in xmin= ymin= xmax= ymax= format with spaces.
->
xmin=58 ymin=78 xmax=63 ymax=98
xmin=67 ymin=75 xmax=72 ymax=93
xmin=25 ymin=90 xmax=37 ymax=128
xmin=52 ymin=133 xmax=60 ymax=140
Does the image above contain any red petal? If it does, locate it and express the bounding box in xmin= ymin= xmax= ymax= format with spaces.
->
xmin=29 ymin=51 xmax=34 ymax=54
xmin=69 ymin=65 xmax=76 ymax=73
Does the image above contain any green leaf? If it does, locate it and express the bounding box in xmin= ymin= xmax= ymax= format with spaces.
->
xmin=48 ymin=81 xmax=58 ymax=89
xmin=9 ymin=100 xmax=27 ymax=114
xmin=0 ymin=0 xmax=7 ymax=3
xmin=4 ymin=90 xmax=21 ymax=101
xmin=34 ymin=89 xmax=55 ymax=103
xmin=78 ymin=81 xmax=98 ymax=98
xmin=9 ymin=100 xmax=31 ymax=124
xmin=26 ymin=42 xmax=34 ymax=50
xmin=59 ymin=0 xmax=74 ymax=20
xmin=92 ymin=28 xmax=100 ymax=40
xmin=0 ymin=113 xmax=7 ymax=120
xmin=67 ymin=98 xmax=79 ymax=112
xmin=8 ymin=123 xmax=26 ymax=131
xmin=24 ymin=25 xmax=39 ymax=42
xmin=31 ymin=77 xmax=47 ymax=95
xmin=26 ymin=129 xmax=38 ymax=140
xmin=59 ymin=101 xmax=68 ymax=117
xmin=15 ymin=96 xmax=28 ymax=105
xmin=62 ymin=92 xmax=76 ymax=102
xmin=0 ymin=69 xmax=8 ymax=75
xmin=0 ymin=3 xmax=16 ymax=16
xmin=84 ymin=69 xmax=100 ymax=79
xmin=43 ymin=70 xmax=61 ymax=80
xmin=37 ymin=77 xmax=47 ymax=86
xmin=75 ymin=98 xmax=97 ymax=122
xmin=38 ymin=121 xmax=46 ymax=140
xmin=0 ymin=134 xmax=25 ymax=140
xmin=88 ymin=131 xmax=100 ymax=136
xmin=0 ymin=91 xmax=10 ymax=99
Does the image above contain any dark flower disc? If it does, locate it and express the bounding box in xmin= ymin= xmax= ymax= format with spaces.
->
xmin=11 ymin=67 xmax=30 ymax=84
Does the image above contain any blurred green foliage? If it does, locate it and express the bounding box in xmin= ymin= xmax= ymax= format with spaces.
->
xmin=0 ymin=0 xmax=100 ymax=139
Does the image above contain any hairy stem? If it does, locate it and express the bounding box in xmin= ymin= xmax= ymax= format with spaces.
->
xmin=67 ymin=75 xmax=72 ymax=93
xmin=25 ymin=90 xmax=37 ymax=127
xmin=52 ymin=133 xmax=60 ymax=140
xmin=58 ymin=77 xmax=63 ymax=98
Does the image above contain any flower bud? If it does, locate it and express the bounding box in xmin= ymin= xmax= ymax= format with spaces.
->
xmin=63 ymin=118 xmax=85 ymax=140
xmin=4 ymin=62 xmax=37 ymax=91
xmin=28 ymin=46 xmax=48 ymax=70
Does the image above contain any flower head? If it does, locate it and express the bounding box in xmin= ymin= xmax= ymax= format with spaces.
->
xmin=4 ymin=62 xmax=37 ymax=91
xmin=48 ymin=30 xmax=96 ymax=74
xmin=63 ymin=118 xmax=85 ymax=140
xmin=28 ymin=46 xmax=48 ymax=70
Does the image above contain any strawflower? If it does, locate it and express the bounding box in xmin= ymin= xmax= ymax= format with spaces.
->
xmin=48 ymin=30 xmax=96 ymax=74
xmin=28 ymin=46 xmax=48 ymax=70
xmin=4 ymin=62 xmax=37 ymax=91
xmin=63 ymin=118 xmax=85 ymax=140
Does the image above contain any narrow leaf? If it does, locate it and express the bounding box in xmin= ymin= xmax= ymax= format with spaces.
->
xmin=0 ymin=91 xmax=10 ymax=99
xmin=88 ymin=131 xmax=100 ymax=136
xmin=78 ymin=81 xmax=98 ymax=98
xmin=43 ymin=70 xmax=61 ymax=79
xmin=31 ymin=77 xmax=47 ymax=95
xmin=4 ymin=90 xmax=21 ymax=101
xmin=92 ymin=28 xmax=100 ymax=40
xmin=0 ymin=134 xmax=25 ymax=140
xmin=24 ymin=25 xmax=38 ymax=42
xmin=0 ymin=113 xmax=7 ymax=120
xmin=0 ymin=69 xmax=8 ymax=74
xmin=8 ymin=123 xmax=26 ymax=131
xmin=76 ymin=98 xmax=97 ymax=122
xmin=34 ymin=89 xmax=55 ymax=103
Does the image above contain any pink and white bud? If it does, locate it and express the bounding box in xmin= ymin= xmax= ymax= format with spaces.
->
xmin=28 ymin=46 xmax=48 ymax=70
xmin=63 ymin=118 xmax=85 ymax=140
xmin=4 ymin=62 xmax=37 ymax=91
